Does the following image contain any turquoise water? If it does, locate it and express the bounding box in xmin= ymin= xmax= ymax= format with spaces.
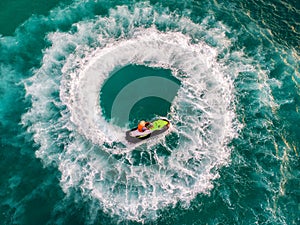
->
xmin=100 ymin=65 xmax=180 ymax=127
xmin=0 ymin=0 xmax=299 ymax=224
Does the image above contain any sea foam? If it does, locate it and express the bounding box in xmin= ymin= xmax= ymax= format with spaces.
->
xmin=22 ymin=3 xmax=245 ymax=222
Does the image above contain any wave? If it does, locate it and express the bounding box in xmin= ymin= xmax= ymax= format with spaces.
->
xmin=19 ymin=2 xmax=270 ymax=223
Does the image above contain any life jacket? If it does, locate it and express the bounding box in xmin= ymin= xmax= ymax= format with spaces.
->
xmin=138 ymin=123 xmax=145 ymax=132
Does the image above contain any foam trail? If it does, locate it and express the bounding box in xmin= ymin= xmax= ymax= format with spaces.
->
xmin=22 ymin=3 xmax=247 ymax=222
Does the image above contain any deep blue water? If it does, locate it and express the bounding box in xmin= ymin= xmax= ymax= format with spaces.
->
xmin=0 ymin=0 xmax=299 ymax=224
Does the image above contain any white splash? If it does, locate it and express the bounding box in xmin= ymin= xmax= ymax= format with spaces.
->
xmin=22 ymin=3 xmax=243 ymax=223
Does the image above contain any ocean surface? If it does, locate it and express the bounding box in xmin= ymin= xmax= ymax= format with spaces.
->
xmin=0 ymin=0 xmax=299 ymax=224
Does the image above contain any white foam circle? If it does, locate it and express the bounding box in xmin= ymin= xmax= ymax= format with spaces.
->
xmin=22 ymin=5 xmax=240 ymax=223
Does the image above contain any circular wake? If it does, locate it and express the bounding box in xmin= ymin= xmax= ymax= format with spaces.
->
xmin=22 ymin=3 xmax=244 ymax=222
